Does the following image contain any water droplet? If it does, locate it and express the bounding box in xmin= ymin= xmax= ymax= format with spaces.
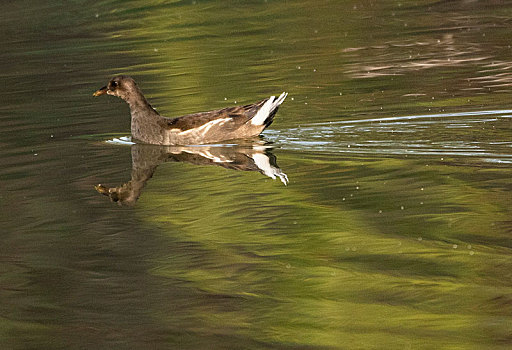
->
xmin=453 ymin=244 xmax=458 ymax=249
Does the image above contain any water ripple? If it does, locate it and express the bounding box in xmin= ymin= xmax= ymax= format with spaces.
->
xmin=266 ymin=110 xmax=512 ymax=162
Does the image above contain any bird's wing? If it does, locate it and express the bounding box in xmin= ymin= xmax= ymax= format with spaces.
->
xmin=160 ymin=100 xmax=268 ymax=132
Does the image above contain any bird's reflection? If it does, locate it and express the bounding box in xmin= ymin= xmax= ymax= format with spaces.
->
xmin=95 ymin=142 xmax=288 ymax=206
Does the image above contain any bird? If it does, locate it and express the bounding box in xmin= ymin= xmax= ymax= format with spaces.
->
xmin=93 ymin=75 xmax=287 ymax=145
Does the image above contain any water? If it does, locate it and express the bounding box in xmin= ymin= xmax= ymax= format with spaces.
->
xmin=1 ymin=1 xmax=512 ymax=349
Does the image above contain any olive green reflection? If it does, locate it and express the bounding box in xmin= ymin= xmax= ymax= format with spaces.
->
xmin=96 ymin=142 xmax=288 ymax=205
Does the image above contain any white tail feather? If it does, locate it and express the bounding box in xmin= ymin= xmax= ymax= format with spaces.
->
xmin=251 ymin=92 xmax=288 ymax=125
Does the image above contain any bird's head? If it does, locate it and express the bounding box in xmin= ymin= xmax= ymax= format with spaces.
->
xmin=93 ymin=75 xmax=139 ymax=101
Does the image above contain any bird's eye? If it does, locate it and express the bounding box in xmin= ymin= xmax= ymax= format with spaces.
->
xmin=110 ymin=81 xmax=118 ymax=88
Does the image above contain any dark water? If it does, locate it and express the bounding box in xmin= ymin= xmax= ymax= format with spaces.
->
xmin=2 ymin=1 xmax=512 ymax=349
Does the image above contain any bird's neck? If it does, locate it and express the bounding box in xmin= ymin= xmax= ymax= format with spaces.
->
xmin=127 ymin=89 xmax=163 ymax=144
xmin=126 ymin=89 xmax=159 ymax=119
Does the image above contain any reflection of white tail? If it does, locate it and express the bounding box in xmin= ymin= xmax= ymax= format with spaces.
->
xmin=251 ymin=153 xmax=289 ymax=185
xmin=251 ymin=92 xmax=288 ymax=126
xmin=170 ymin=144 xmax=289 ymax=185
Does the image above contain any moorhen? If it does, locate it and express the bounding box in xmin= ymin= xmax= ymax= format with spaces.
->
xmin=93 ymin=75 xmax=287 ymax=145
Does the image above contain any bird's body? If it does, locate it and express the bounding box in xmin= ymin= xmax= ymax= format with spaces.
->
xmin=93 ymin=75 xmax=287 ymax=145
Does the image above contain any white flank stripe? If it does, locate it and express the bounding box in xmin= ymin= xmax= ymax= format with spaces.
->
xmin=178 ymin=118 xmax=230 ymax=136
xmin=251 ymin=92 xmax=288 ymax=125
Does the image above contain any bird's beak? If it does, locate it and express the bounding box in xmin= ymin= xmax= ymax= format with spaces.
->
xmin=93 ymin=86 xmax=108 ymax=97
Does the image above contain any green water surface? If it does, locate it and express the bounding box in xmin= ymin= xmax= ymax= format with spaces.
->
xmin=1 ymin=1 xmax=512 ymax=349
